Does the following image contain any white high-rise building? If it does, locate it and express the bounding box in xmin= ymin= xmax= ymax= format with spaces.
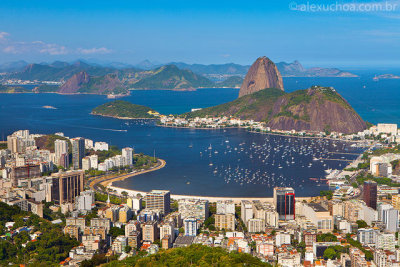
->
xmin=184 ymin=217 xmax=197 ymax=237
xmin=54 ymin=139 xmax=68 ymax=165
xmin=98 ymin=163 xmax=107 ymax=172
xmin=82 ymin=157 xmax=91 ymax=171
xmin=94 ymin=142 xmax=109 ymax=151
xmin=241 ymin=200 xmax=253 ymax=225
xmin=247 ymin=218 xmax=264 ymax=233
xmin=114 ymin=155 xmax=125 ymax=167
xmin=357 ymin=228 xmax=377 ymax=245
xmin=89 ymin=155 xmax=98 ymax=170
xmin=378 ymin=204 xmax=399 ymax=233
xmin=127 ymin=197 xmax=142 ymax=211
xmin=122 ymin=147 xmax=134 ymax=166
xmin=376 ymin=232 xmax=396 ymax=251
xmin=85 ymin=139 xmax=94 ymax=149
xmin=76 ymin=190 xmax=95 ymax=211
xmin=217 ymin=200 xmax=235 ymax=215
xmin=178 ymin=199 xmax=209 ymax=221
xmin=160 ymin=223 xmax=175 ymax=243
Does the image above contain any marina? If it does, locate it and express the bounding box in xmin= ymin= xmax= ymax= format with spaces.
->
xmin=0 ymin=82 xmax=396 ymax=197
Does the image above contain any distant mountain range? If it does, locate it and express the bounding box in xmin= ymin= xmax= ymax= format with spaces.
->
xmin=0 ymin=60 xmax=29 ymax=72
xmin=131 ymin=65 xmax=214 ymax=90
xmin=0 ymin=59 xmax=358 ymax=94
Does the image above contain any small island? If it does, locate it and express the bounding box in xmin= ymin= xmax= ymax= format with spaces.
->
xmin=373 ymin=74 xmax=400 ymax=81
xmin=91 ymin=100 xmax=159 ymax=119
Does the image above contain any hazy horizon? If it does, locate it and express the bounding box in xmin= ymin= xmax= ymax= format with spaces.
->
xmin=1 ymin=0 xmax=399 ymax=68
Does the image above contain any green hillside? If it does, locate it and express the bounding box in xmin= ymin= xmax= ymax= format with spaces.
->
xmin=186 ymin=86 xmax=366 ymax=134
xmin=186 ymin=87 xmax=285 ymax=120
xmin=217 ymin=76 xmax=244 ymax=88
xmin=92 ymin=100 xmax=157 ymax=119
xmin=132 ymin=65 xmax=214 ymax=90
xmin=102 ymin=244 xmax=270 ymax=266
xmin=0 ymin=85 xmax=32 ymax=93
xmin=10 ymin=61 xmax=121 ymax=81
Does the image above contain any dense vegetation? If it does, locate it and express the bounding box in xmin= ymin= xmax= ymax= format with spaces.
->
xmin=186 ymin=87 xmax=285 ymax=120
xmin=92 ymin=100 xmax=157 ymax=119
xmin=346 ymin=234 xmax=373 ymax=260
xmin=104 ymin=244 xmax=270 ymax=266
xmin=132 ymin=65 xmax=214 ymax=90
xmin=88 ymin=145 xmax=122 ymax=163
xmin=0 ymin=84 xmax=31 ymax=93
xmin=0 ymin=142 xmax=7 ymax=150
xmin=95 ymin=192 xmax=124 ymax=204
xmin=9 ymin=61 xmax=121 ymax=81
xmin=0 ymin=202 xmax=79 ymax=266
xmin=355 ymin=172 xmax=400 ymax=187
xmin=275 ymin=89 xmax=312 ymax=122
xmin=186 ymin=86 xmax=364 ymax=134
xmin=187 ymin=86 xmax=354 ymax=123
xmin=313 ymin=86 xmax=352 ymax=110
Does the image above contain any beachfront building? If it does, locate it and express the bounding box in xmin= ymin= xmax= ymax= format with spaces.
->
xmin=274 ymin=187 xmax=295 ymax=221
xmin=122 ymin=147 xmax=134 ymax=166
xmin=216 ymin=200 xmax=235 ymax=215
xmin=145 ymin=190 xmax=170 ymax=214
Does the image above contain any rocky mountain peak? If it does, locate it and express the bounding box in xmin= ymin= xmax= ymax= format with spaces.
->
xmin=239 ymin=56 xmax=284 ymax=98
xmin=58 ymin=71 xmax=90 ymax=94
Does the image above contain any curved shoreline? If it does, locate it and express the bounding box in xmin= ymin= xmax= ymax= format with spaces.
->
xmin=94 ymin=157 xmax=317 ymax=202
xmin=102 ymin=159 xmax=166 ymax=187
xmin=89 ymin=159 xmax=166 ymax=190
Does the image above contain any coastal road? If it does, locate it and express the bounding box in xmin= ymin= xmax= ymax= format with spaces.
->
xmin=88 ymin=159 xmax=166 ymax=193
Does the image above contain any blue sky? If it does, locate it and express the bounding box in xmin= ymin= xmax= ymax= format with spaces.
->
xmin=0 ymin=0 xmax=399 ymax=67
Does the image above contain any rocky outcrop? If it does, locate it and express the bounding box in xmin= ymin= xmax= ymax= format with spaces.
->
xmin=265 ymin=87 xmax=367 ymax=134
xmin=58 ymin=71 xmax=90 ymax=94
xmin=58 ymin=72 xmax=127 ymax=95
xmin=189 ymin=86 xmax=367 ymax=134
xmin=239 ymin=57 xmax=284 ymax=97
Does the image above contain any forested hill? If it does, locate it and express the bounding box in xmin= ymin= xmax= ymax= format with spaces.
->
xmin=92 ymin=100 xmax=158 ymax=119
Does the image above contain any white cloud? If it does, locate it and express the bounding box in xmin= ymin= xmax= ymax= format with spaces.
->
xmin=77 ymin=47 xmax=112 ymax=54
xmin=0 ymin=32 xmax=9 ymax=43
xmin=0 ymin=32 xmax=9 ymax=39
xmin=2 ymin=40 xmax=68 ymax=55
xmin=0 ymin=31 xmax=112 ymax=56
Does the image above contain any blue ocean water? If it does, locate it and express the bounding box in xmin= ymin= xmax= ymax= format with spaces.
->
xmin=0 ymin=76 xmax=399 ymax=197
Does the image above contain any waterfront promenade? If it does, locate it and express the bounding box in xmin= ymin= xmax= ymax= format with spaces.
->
xmin=88 ymin=158 xmax=166 ymax=190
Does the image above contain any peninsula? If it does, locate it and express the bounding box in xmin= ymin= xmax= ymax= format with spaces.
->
xmin=91 ymin=100 xmax=159 ymax=119
xmin=187 ymin=57 xmax=367 ymax=134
